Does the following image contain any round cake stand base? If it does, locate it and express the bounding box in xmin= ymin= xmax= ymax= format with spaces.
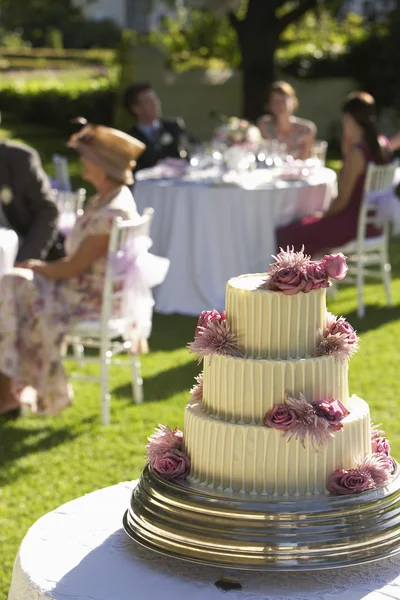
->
xmin=123 ymin=463 xmax=400 ymax=574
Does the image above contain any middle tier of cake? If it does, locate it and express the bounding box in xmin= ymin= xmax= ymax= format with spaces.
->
xmin=202 ymin=353 xmax=349 ymax=424
xmin=184 ymin=395 xmax=371 ymax=497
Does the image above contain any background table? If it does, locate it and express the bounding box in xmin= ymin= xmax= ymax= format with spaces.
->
xmin=8 ymin=480 xmax=400 ymax=600
xmin=0 ymin=228 xmax=18 ymax=278
xmin=135 ymin=168 xmax=337 ymax=315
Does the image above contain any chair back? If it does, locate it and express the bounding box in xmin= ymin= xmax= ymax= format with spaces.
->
xmin=100 ymin=210 xmax=154 ymax=333
xmin=52 ymin=154 xmax=72 ymax=191
xmin=357 ymin=161 xmax=398 ymax=245
xmin=53 ymin=189 xmax=87 ymax=237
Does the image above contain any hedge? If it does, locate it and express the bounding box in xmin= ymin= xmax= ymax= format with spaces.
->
xmin=0 ymin=77 xmax=116 ymax=129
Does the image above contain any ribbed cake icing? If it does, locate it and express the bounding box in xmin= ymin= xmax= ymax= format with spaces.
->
xmin=202 ymin=353 xmax=349 ymax=424
xmin=185 ymin=395 xmax=371 ymax=496
xmin=226 ymin=274 xmax=326 ymax=359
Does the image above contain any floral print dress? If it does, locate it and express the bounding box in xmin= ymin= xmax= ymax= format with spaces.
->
xmin=0 ymin=185 xmax=138 ymax=414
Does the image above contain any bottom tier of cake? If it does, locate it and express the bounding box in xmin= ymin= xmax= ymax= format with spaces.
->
xmin=184 ymin=395 xmax=371 ymax=496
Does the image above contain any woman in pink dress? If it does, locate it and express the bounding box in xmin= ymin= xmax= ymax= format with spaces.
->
xmin=257 ymin=81 xmax=317 ymax=160
xmin=0 ymin=122 xmax=145 ymax=418
xmin=276 ymin=91 xmax=391 ymax=257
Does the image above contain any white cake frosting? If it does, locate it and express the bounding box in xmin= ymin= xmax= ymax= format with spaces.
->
xmin=202 ymin=353 xmax=349 ymax=425
xmin=184 ymin=274 xmax=368 ymax=497
xmin=185 ymin=396 xmax=371 ymax=496
xmin=226 ymin=274 xmax=326 ymax=359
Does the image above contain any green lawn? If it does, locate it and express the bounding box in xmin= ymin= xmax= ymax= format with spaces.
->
xmin=1 ymin=117 xmax=400 ymax=598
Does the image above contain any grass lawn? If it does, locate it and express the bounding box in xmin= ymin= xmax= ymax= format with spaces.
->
xmin=1 ymin=117 xmax=400 ymax=598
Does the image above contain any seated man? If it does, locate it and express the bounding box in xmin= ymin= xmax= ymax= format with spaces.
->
xmin=0 ymin=137 xmax=63 ymax=263
xmin=124 ymin=82 xmax=196 ymax=171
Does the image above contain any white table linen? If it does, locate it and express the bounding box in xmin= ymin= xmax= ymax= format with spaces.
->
xmin=135 ymin=168 xmax=337 ymax=315
xmin=0 ymin=228 xmax=18 ymax=278
xmin=8 ymin=480 xmax=400 ymax=600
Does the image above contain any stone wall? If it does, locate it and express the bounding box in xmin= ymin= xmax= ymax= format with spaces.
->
xmin=116 ymin=44 xmax=358 ymax=144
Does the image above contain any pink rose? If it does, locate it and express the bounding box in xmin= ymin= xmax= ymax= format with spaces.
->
xmin=372 ymin=436 xmax=391 ymax=456
xmin=269 ymin=266 xmax=307 ymax=295
xmin=322 ymin=253 xmax=348 ymax=280
xmin=152 ymin=448 xmax=191 ymax=480
xmin=314 ymin=398 xmax=350 ymax=431
xmin=304 ymin=262 xmax=330 ymax=292
xmin=196 ymin=310 xmax=226 ymax=336
xmin=264 ymin=404 xmax=297 ymax=430
xmin=327 ymin=468 xmax=375 ymax=495
xmin=326 ymin=316 xmax=357 ymax=345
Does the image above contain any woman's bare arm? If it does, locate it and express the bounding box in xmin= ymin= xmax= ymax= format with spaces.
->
xmin=18 ymin=234 xmax=110 ymax=279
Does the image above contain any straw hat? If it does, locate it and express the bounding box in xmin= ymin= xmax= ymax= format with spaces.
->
xmin=68 ymin=118 xmax=146 ymax=185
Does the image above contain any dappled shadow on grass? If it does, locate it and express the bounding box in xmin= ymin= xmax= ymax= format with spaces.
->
xmin=344 ymin=304 xmax=400 ymax=335
xmin=113 ymin=360 xmax=199 ymax=404
xmin=0 ymin=416 xmax=96 ymax=486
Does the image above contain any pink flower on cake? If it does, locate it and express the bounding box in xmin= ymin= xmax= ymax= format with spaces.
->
xmin=190 ymin=372 xmax=203 ymax=402
xmin=146 ymin=424 xmax=183 ymax=461
xmin=188 ymin=311 xmax=242 ymax=362
xmin=283 ymin=393 xmax=333 ymax=451
xmin=267 ymin=266 xmax=307 ymax=295
xmin=146 ymin=423 xmax=190 ymax=481
xmin=322 ymin=253 xmax=348 ymax=280
xmin=327 ymin=452 xmax=393 ymax=495
xmin=258 ymin=248 xmax=349 ymax=294
xmin=313 ymin=398 xmax=350 ymax=432
xmin=152 ymin=448 xmax=191 ymax=480
xmin=360 ymin=453 xmax=393 ymax=487
xmin=264 ymin=404 xmax=297 ymax=430
xmin=372 ymin=435 xmax=391 ymax=456
xmin=316 ymin=314 xmax=359 ymax=363
xmin=327 ymin=468 xmax=375 ymax=495
xmin=304 ymin=262 xmax=330 ymax=292
xmin=325 ymin=315 xmax=358 ymax=345
xmin=269 ymin=246 xmax=311 ymax=273
xmin=196 ymin=310 xmax=226 ymax=336
xmin=264 ymin=393 xmax=350 ymax=451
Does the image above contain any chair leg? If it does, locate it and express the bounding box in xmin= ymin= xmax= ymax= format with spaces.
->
xmin=381 ymin=257 xmax=392 ymax=307
xmin=356 ymin=263 xmax=365 ymax=318
xmin=73 ymin=342 xmax=85 ymax=366
xmin=131 ymin=354 xmax=143 ymax=405
xmin=100 ymin=349 xmax=111 ymax=426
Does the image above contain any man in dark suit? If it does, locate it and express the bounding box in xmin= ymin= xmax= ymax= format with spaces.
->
xmin=124 ymin=82 xmax=195 ymax=172
xmin=0 ymin=139 xmax=64 ymax=263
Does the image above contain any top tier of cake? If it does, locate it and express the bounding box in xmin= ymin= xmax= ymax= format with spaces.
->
xmin=226 ymin=274 xmax=326 ymax=360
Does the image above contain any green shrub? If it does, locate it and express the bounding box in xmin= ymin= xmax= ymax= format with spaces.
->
xmin=0 ymin=78 xmax=117 ymax=129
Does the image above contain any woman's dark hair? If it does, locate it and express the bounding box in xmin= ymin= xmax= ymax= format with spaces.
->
xmin=342 ymin=91 xmax=389 ymax=164
xmin=123 ymin=82 xmax=153 ymax=117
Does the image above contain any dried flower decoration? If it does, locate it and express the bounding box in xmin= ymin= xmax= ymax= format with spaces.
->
xmin=188 ymin=310 xmax=242 ymax=362
xmin=264 ymin=393 xmax=350 ymax=451
xmin=316 ymin=313 xmax=359 ymax=363
xmin=327 ymin=452 xmax=393 ymax=495
xmin=257 ymin=247 xmax=349 ymax=295
xmin=190 ymin=372 xmax=203 ymax=403
xmin=146 ymin=424 xmax=190 ymax=481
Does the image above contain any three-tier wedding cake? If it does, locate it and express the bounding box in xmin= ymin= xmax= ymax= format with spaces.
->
xmin=125 ymin=248 xmax=399 ymax=571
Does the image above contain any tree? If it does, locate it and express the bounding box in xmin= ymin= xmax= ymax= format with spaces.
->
xmin=182 ymin=0 xmax=345 ymax=120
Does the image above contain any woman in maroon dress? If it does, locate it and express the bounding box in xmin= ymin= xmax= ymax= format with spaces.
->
xmin=276 ymin=91 xmax=391 ymax=257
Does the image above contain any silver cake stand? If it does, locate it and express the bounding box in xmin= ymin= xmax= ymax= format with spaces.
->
xmin=123 ymin=463 xmax=400 ymax=588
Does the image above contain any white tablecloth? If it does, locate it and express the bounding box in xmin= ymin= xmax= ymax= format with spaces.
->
xmin=0 ymin=228 xmax=18 ymax=278
xmin=8 ymin=480 xmax=400 ymax=600
xmin=135 ymin=168 xmax=337 ymax=315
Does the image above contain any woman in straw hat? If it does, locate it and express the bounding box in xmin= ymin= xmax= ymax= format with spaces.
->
xmin=0 ymin=120 xmax=146 ymax=418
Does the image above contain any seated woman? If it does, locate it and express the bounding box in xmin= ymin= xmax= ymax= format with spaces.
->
xmin=276 ymin=91 xmax=391 ymax=257
xmin=0 ymin=121 xmax=146 ymax=418
xmin=257 ymin=81 xmax=317 ymax=160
